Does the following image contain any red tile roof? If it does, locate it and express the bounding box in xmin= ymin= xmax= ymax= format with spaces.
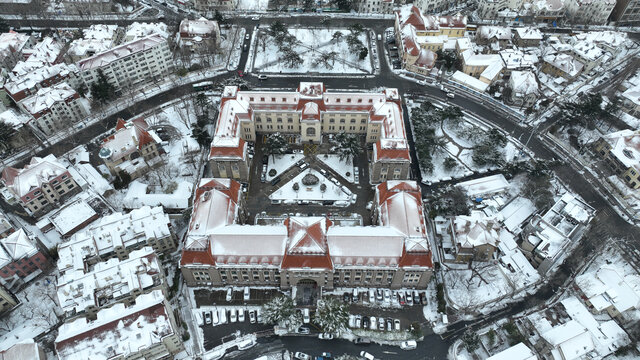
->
xmin=374 ymin=141 xmax=411 ymax=161
xmin=209 ymin=139 xmax=246 ymax=159
xmin=399 ymin=249 xmax=433 ymax=268
xmin=180 ymin=249 xmax=216 ymax=266
xmin=281 ymin=253 xmax=333 ymax=269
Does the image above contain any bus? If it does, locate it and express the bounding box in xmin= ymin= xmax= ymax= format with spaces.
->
xmin=192 ymin=81 xmax=214 ymax=91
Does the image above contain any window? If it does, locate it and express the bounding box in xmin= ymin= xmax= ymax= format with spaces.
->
xmin=340 ymin=118 xmax=345 ymax=123
xmin=306 ymin=127 xmax=316 ymax=136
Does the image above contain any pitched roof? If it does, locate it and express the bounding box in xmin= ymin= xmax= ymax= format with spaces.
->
xmin=1 ymin=154 xmax=68 ymax=197
xmin=0 ymin=229 xmax=38 ymax=260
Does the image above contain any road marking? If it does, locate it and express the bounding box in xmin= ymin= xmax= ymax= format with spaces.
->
xmin=383 ymin=351 xmax=398 ymax=354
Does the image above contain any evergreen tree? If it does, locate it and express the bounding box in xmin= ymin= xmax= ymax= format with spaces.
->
xmin=261 ymin=296 xmax=301 ymax=331
xmin=90 ymin=69 xmax=116 ymax=103
xmin=334 ymin=133 xmax=360 ymax=161
xmin=314 ymin=298 xmax=349 ymax=334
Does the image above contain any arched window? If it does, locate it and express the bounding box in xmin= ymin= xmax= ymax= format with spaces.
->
xmin=306 ymin=127 xmax=316 ymax=136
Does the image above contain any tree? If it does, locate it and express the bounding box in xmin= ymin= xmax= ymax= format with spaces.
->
xmin=212 ymin=10 xmax=226 ymax=24
xmin=312 ymin=51 xmax=338 ymax=69
xmin=443 ymin=157 xmax=458 ymax=171
xmin=293 ymin=182 xmax=300 ymax=192
xmin=282 ymin=49 xmax=303 ymax=68
xmin=314 ymin=298 xmax=349 ymax=334
xmin=0 ymin=122 xmax=16 ymax=151
xmin=462 ymin=329 xmax=480 ymax=352
xmin=346 ymin=34 xmax=364 ymax=53
xmin=195 ymin=93 xmax=210 ymax=115
xmin=348 ymin=23 xmax=364 ymax=34
xmin=264 ymin=133 xmax=290 ymax=160
xmin=522 ymin=161 xmax=555 ymax=210
xmin=0 ymin=19 xmax=9 ymax=33
xmin=303 ymin=0 xmax=315 ymax=11
xmin=90 ymin=69 xmax=116 ymax=104
xmin=332 ymin=31 xmax=343 ymax=43
xmin=261 ymin=296 xmax=301 ymax=331
xmin=332 ymin=0 xmax=354 ymax=11
xmin=113 ymin=171 xmax=132 ymax=190
xmin=334 ymin=133 xmax=360 ymax=161
xmin=358 ymin=46 xmax=368 ymax=61
xmin=320 ymin=183 xmax=327 ymax=192
xmin=436 ymin=49 xmax=458 ymax=71
xmin=268 ymin=21 xmax=287 ymax=37
xmin=191 ymin=126 xmax=211 ymax=147
xmin=487 ymin=328 xmax=496 ymax=347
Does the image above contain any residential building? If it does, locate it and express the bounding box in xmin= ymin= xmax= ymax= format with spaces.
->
xmin=99 ymin=117 xmax=163 ymax=178
xmin=499 ymin=49 xmax=538 ymax=77
xmin=0 ymin=283 xmax=18 ymax=314
xmin=4 ymin=63 xmax=79 ymax=102
xmin=475 ymin=26 xmax=512 ymax=51
xmin=594 ymin=129 xmax=640 ymax=189
xmin=77 ymin=34 xmax=173 ymax=93
xmin=540 ymin=53 xmax=584 ymax=80
xmin=611 ymin=0 xmax=640 ymax=25
xmin=55 ymin=290 xmax=184 ymax=360
xmin=414 ymin=0 xmax=464 ymax=13
xmin=564 ymin=0 xmax=616 ymax=24
xmin=575 ymin=263 xmax=640 ymax=318
xmin=476 ymin=0 xmax=524 ymax=19
xmin=125 ymin=22 xmax=170 ymax=42
xmin=445 ymin=212 xmax=501 ymax=263
xmin=12 ymin=37 xmax=65 ymax=77
xmin=18 ymin=82 xmax=88 ymax=136
xmin=0 ymin=340 xmax=46 ymax=360
xmin=460 ymin=50 xmax=504 ymax=84
xmin=56 ymin=247 xmax=166 ymax=319
xmin=67 ymin=24 xmax=119 ymax=62
xmin=178 ymin=18 xmax=221 ymax=49
xmin=0 ymin=211 xmax=14 ymax=239
xmin=570 ymin=40 xmax=606 ymax=73
xmin=47 ymin=199 xmax=99 ymax=238
xmin=508 ymin=71 xmax=539 ymax=107
xmin=208 ymin=83 xmax=411 ymax=184
xmin=572 ymin=30 xmax=629 ymax=55
xmin=0 ymin=32 xmax=34 ymax=71
xmin=1 ymin=154 xmax=80 ymax=216
xmin=0 ymin=108 xmax=34 ymax=152
xmin=621 ymin=85 xmax=640 ymax=117
xmin=513 ymin=27 xmax=543 ymax=47
xmin=531 ymin=0 xmax=566 ymax=22
xmin=57 ymin=206 xmax=176 ymax=275
xmin=399 ymin=24 xmax=438 ymax=75
xmin=521 ymin=193 xmax=595 ymax=273
xmin=395 ymin=5 xmax=467 ymax=54
xmin=180 ymin=179 xmax=433 ymax=289
xmin=486 ymin=343 xmax=536 ymax=360
xmin=456 ymin=174 xmax=511 ymax=199
xmin=356 ymin=0 xmax=396 ymax=14
xmin=193 ymin=0 xmax=237 ymax=13
xmin=0 ymin=229 xmax=52 ymax=288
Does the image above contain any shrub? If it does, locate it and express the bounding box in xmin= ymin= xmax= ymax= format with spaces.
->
xmin=268 ymin=169 xmax=277 ymax=177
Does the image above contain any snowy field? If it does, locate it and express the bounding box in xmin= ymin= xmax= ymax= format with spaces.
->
xmin=317 ymin=154 xmax=355 ymax=183
xmin=266 ymin=153 xmax=304 ymax=181
xmin=253 ymin=28 xmax=372 ymax=74
xmin=237 ymin=0 xmax=269 ymax=10
xmin=269 ymin=169 xmax=351 ymax=203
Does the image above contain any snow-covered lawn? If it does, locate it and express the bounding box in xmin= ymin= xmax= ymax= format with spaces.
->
xmin=237 ymin=0 xmax=268 ymax=10
xmin=444 ymin=263 xmax=517 ymax=311
xmin=266 ymin=153 xmax=304 ymax=181
xmin=0 ymin=275 xmax=61 ymax=351
xmin=253 ymin=28 xmax=372 ymax=74
xmin=269 ymin=169 xmax=351 ymax=203
xmin=317 ymin=154 xmax=354 ymax=183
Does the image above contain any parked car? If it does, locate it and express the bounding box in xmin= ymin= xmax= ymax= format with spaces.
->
xmin=244 ymin=287 xmax=250 ymax=301
xmin=386 ymin=318 xmax=392 ymax=331
xmin=383 ymin=289 xmax=391 ymax=303
xmin=251 ymin=16 xmax=260 ymax=20
xmin=352 ymin=288 xmax=359 ymax=302
xmin=377 ymin=33 xmax=382 ymax=41
xmin=369 ymin=316 xmax=377 ymax=330
xmin=249 ymin=310 xmax=256 ymax=323
xmin=320 ymin=169 xmax=328 ymax=176
xmin=212 ymin=310 xmax=219 ymax=324
xmin=378 ymin=317 xmax=385 ymax=330
xmin=204 ymin=311 xmax=212 ymax=325
xmin=230 ymin=309 xmax=237 ymax=323
xmin=226 ymin=288 xmax=233 ymax=302
xmin=446 ymin=92 xmax=455 ymax=99
xmin=368 ymin=289 xmax=375 ymax=303
xmin=413 ymin=291 xmax=420 ymax=304
xmin=362 ymin=316 xmax=370 ymax=329
xmin=219 ymin=309 xmax=227 ymax=324
xmin=258 ymin=74 xmax=268 ymax=80
xmin=257 ymin=310 xmax=262 ymax=323
xmin=354 ymin=337 xmax=371 ymax=345
xmin=398 ymin=291 xmax=405 ymax=305
xmin=355 ymin=315 xmax=362 ymax=328
xmin=245 ymin=33 xmax=250 ymax=40
xmin=303 ymin=308 xmax=310 ymax=324
xmin=376 ymin=289 xmax=383 ymax=302
xmin=420 ymin=292 xmax=427 ymax=305
xmin=360 ymin=351 xmax=375 ymax=360
xmin=299 ymin=162 xmax=309 ymax=170
xmin=318 ymin=332 xmax=334 ymax=340
xmin=297 ymin=326 xmax=310 ymax=334
xmin=237 ymin=70 xmax=244 ymax=77
xmin=400 ymin=340 xmax=417 ymax=350
xmin=294 ymin=352 xmax=310 ymax=360
xmin=394 ymin=319 xmax=401 ymax=331
xmin=270 ymin=176 xmax=281 ymax=186
xmin=238 ymin=309 xmax=245 ymax=322
xmin=343 ymin=292 xmax=351 ymax=303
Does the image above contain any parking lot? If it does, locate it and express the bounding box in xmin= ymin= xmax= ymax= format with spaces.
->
xmin=194 ymin=288 xmax=283 ymax=307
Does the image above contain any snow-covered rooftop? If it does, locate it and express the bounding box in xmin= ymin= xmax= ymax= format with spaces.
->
xmin=125 ymin=22 xmax=169 ymax=41
xmin=515 ymin=27 xmax=542 ymax=41
xmin=12 ymin=37 xmax=63 ymax=76
xmin=82 ymin=24 xmax=117 ymax=41
xmin=100 ymin=118 xmax=159 ymax=162
xmin=179 ymin=17 xmax=218 ymax=37
xmin=1 ymin=154 xmax=68 ymax=197
xmin=486 ymin=343 xmax=536 ymax=360
xmin=543 ymin=53 xmax=583 ymax=77
xmin=0 ymin=108 xmax=30 ymax=129
xmin=452 ymin=71 xmax=490 ymax=92
xmin=0 ymin=31 xmax=31 ymax=59
xmin=601 ymin=129 xmax=640 ymax=171
xmin=5 ymin=62 xmax=77 ymax=98
xmin=48 ymin=199 xmax=97 ymax=236
xmin=77 ymin=34 xmax=166 ymax=71
xmin=575 ymin=264 xmax=640 ymax=314
xmin=123 ymin=181 xmax=192 ymax=210
xmin=68 ymin=38 xmax=113 ymax=58
xmin=19 ymin=82 xmax=78 ymax=115
xmin=453 ymin=211 xmax=502 ymax=249
xmin=477 ymin=26 xmax=512 ymax=41
xmin=509 ymin=71 xmax=539 ymax=96
xmin=0 ymin=229 xmax=38 ymax=264
xmin=57 ymin=247 xmax=161 ymax=316
xmin=571 ymin=40 xmax=605 ymax=61
xmin=458 ymin=174 xmax=510 ymax=198
xmin=55 ymin=290 xmax=174 ymax=360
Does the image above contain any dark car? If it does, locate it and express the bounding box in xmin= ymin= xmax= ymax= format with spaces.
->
xmin=362 ymin=317 xmax=369 ymax=329
xmin=262 ymin=155 xmax=268 ymax=165
xmin=354 ymin=337 xmax=371 ymax=345
xmin=270 ymin=177 xmax=281 ymax=186
xmin=343 ymin=292 xmax=350 ymax=303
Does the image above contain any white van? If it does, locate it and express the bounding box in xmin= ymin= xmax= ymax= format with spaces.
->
xmin=401 ymin=340 xmax=417 ymax=350
xmin=360 ymin=351 xmax=375 ymax=360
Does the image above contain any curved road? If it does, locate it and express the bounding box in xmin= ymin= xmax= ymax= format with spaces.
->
xmin=5 ymin=15 xmax=638 ymax=360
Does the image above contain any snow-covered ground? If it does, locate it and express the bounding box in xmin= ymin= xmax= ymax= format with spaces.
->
xmin=317 ymin=154 xmax=355 ymax=183
xmin=266 ymin=153 xmax=304 ymax=181
xmin=269 ymin=169 xmax=351 ymax=203
xmin=0 ymin=274 xmax=61 ymax=351
xmin=237 ymin=0 xmax=268 ymax=10
xmin=253 ymin=27 xmax=372 ymax=74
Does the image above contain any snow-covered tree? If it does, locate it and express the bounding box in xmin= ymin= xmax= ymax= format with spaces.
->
xmin=334 ymin=133 xmax=360 ymax=161
xmin=261 ymin=296 xmax=301 ymax=331
xmin=264 ymin=132 xmax=290 ymax=160
xmin=314 ymin=298 xmax=349 ymax=334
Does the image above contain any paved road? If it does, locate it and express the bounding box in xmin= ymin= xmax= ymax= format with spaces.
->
xmin=3 ymin=14 xmax=639 ymax=359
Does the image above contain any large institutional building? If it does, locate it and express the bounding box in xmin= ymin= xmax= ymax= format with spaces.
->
xmin=208 ymin=82 xmax=411 ymax=184
xmin=182 ymin=84 xmax=433 ymax=290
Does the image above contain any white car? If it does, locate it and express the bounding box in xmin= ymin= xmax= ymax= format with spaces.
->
xmin=446 ymin=92 xmax=455 ymax=99
xmin=204 ymin=311 xmax=212 ymax=325
xmin=293 ymin=352 xmax=310 ymax=360
xmin=219 ymin=309 xmax=227 ymax=324
xmin=251 ymin=16 xmax=260 ymax=20
xmin=230 ymin=309 xmax=237 ymax=323
xmin=258 ymin=74 xmax=268 ymax=80
xmin=238 ymin=309 xmax=245 ymax=322
xmin=318 ymin=332 xmax=334 ymax=340
xmin=245 ymin=33 xmax=250 ymax=40
xmin=243 ymin=287 xmax=250 ymax=301
xmin=302 ymin=308 xmax=310 ymax=324
xmin=383 ymin=289 xmax=391 ymax=303
xmin=360 ymin=351 xmax=375 ymax=360
xmin=212 ymin=310 xmax=219 ymax=324
xmin=226 ymin=288 xmax=233 ymax=302
xmin=369 ymin=316 xmax=377 ymax=330
xmin=249 ymin=310 xmax=256 ymax=323
xmin=400 ymin=340 xmax=417 ymax=350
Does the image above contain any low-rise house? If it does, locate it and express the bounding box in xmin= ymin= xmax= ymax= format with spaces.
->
xmin=486 ymin=343 xmax=536 ymax=360
xmin=564 ymin=0 xmax=616 ymax=24
xmin=398 ymin=25 xmax=438 ymax=75
xmin=124 ymin=22 xmax=170 ymax=42
xmin=594 ymin=129 xmax=640 ymax=189
xmin=451 ymin=71 xmax=490 ymax=92
xmin=0 ymin=211 xmax=14 ymax=239
xmin=0 ymin=108 xmax=34 ymax=152
xmin=12 ymin=37 xmax=65 ymax=77
xmin=575 ymin=264 xmax=640 ymax=319
xmin=18 ymin=82 xmax=88 ymax=136
xmin=57 ymin=206 xmax=176 ymax=275
xmin=531 ymin=0 xmax=566 ymax=23
xmin=356 ymin=0 xmax=396 ymax=13
xmin=513 ymin=27 xmax=543 ymax=47
xmin=0 ymin=229 xmax=51 ymax=288
xmin=541 ymin=53 xmax=584 ymax=80
xmin=47 ymin=199 xmax=99 ymax=238
xmin=475 ymin=26 xmax=512 ymax=51
xmin=123 ymin=180 xmax=193 ymax=212
xmin=0 ymin=32 xmax=34 ymax=71
xmin=178 ymin=18 xmax=221 ymax=50
xmin=621 ymin=86 xmax=640 ymax=117
xmin=521 ymin=193 xmax=595 ymax=274
xmin=78 ymin=34 xmax=173 ymax=93
xmin=499 ymin=49 xmax=537 ymax=77
xmin=4 ymin=63 xmax=79 ymax=102
xmin=448 ymin=212 xmax=501 ymax=263
xmin=98 ymin=117 xmax=163 ymax=179
xmin=570 ymin=40 xmax=606 ymax=74
xmin=508 ymin=70 xmax=539 ymax=108
xmin=55 ymin=290 xmax=184 ymax=360
xmin=573 ymin=30 xmax=629 ymax=55
xmin=0 ymin=340 xmax=45 ymax=359
xmin=1 ymin=154 xmax=80 ymax=216
xmin=460 ymin=50 xmax=504 ymax=84
xmin=457 ymin=174 xmax=510 ymax=199
xmin=56 ymin=247 xmax=166 ymax=319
